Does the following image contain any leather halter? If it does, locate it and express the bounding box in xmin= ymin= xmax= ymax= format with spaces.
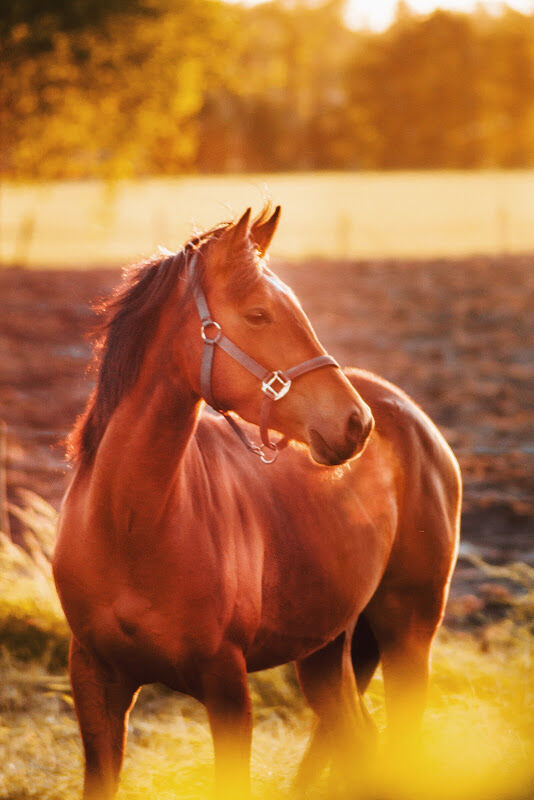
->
xmin=189 ymin=252 xmax=339 ymax=463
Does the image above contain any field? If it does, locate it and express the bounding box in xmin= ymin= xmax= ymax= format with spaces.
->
xmin=1 ymin=240 xmax=534 ymax=798
xmin=3 ymin=171 xmax=534 ymax=266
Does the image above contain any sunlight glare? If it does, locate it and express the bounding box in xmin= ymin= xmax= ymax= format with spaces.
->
xmin=227 ymin=0 xmax=534 ymax=31
xmin=344 ymin=0 xmax=534 ymax=31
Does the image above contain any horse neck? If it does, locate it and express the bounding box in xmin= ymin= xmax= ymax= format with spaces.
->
xmin=88 ymin=327 xmax=201 ymax=522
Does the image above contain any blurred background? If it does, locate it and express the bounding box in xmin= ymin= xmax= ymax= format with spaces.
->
xmin=2 ymin=0 xmax=534 ymax=263
xmin=1 ymin=2 xmax=534 ymax=799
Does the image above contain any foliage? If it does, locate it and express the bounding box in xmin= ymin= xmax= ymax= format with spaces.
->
xmin=2 ymin=2 xmax=534 ymax=177
xmin=346 ymin=11 xmax=482 ymax=168
xmin=1 ymin=1 xmax=222 ymax=178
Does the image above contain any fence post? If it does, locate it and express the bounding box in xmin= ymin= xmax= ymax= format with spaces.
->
xmin=0 ymin=420 xmax=11 ymax=537
xmin=497 ymin=202 xmax=509 ymax=256
xmin=14 ymin=212 xmax=36 ymax=267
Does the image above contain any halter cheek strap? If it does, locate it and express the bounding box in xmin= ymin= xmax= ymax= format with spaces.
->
xmin=189 ymin=253 xmax=339 ymax=463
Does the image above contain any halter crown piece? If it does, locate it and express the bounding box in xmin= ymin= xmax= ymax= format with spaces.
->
xmin=189 ymin=251 xmax=339 ymax=463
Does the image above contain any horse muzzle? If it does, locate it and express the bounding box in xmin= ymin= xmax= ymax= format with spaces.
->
xmin=308 ymin=404 xmax=374 ymax=466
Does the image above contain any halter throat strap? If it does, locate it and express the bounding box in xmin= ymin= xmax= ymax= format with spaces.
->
xmin=189 ymin=252 xmax=339 ymax=463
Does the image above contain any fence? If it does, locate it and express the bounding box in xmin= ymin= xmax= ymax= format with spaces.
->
xmin=1 ymin=171 xmax=533 ymax=267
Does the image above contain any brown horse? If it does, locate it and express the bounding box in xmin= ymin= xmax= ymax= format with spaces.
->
xmin=53 ymin=207 xmax=461 ymax=799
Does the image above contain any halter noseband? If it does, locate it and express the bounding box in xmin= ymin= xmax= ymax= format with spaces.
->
xmin=189 ymin=252 xmax=339 ymax=463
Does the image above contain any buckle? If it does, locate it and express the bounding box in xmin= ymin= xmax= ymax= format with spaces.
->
xmin=201 ymin=319 xmax=222 ymax=344
xmin=261 ymin=370 xmax=291 ymax=401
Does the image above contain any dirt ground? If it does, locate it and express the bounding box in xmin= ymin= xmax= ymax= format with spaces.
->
xmin=1 ymin=255 xmax=533 ymax=597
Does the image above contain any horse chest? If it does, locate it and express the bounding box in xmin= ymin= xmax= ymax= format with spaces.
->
xmin=59 ymin=513 xmax=265 ymax=673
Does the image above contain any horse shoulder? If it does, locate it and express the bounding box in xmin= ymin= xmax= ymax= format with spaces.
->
xmin=345 ymin=368 xmax=460 ymax=488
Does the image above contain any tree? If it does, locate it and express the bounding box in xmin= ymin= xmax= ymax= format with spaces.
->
xmin=346 ymin=11 xmax=482 ymax=168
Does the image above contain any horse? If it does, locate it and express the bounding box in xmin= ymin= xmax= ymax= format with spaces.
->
xmin=53 ymin=206 xmax=461 ymax=800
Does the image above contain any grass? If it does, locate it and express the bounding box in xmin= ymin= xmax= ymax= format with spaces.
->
xmin=2 ymin=171 xmax=534 ymax=267
xmin=0 ymin=491 xmax=68 ymax=669
xmin=1 ymin=492 xmax=534 ymax=800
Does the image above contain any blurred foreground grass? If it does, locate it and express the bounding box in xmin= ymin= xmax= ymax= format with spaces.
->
xmin=1 ymin=492 xmax=534 ymax=800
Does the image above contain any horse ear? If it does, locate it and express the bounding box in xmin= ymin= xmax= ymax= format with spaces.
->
xmin=204 ymin=208 xmax=252 ymax=279
xmin=231 ymin=208 xmax=252 ymax=244
xmin=251 ymin=206 xmax=281 ymax=256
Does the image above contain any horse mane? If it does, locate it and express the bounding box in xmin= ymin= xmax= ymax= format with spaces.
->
xmin=67 ymin=209 xmax=272 ymax=467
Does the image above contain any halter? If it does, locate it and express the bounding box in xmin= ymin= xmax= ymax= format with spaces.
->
xmin=189 ymin=252 xmax=339 ymax=463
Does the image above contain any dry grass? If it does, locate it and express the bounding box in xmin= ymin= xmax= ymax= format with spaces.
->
xmin=3 ymin=171 xmax=534 ymax=267
xmin=1 ymin=493 xmax=534 ymax=800
xmin=0 ymin=491 xmax=68 ymax=669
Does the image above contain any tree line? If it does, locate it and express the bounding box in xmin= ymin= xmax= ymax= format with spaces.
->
xmin=2 ymin=0 xmax=534 ymax=178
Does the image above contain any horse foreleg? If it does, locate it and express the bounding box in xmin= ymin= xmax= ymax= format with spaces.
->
xmin=202 ymin=645 xmax=252 ymax=800
xmin=295 ymin=632 xmax=376 ymax=796
xmin=70 ymin=638 xmax=139 ymax=800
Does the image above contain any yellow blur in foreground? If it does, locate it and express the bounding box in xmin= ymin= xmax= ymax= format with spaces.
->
xmin=112 ymin=653 xmax=532 ymax=800
xmin=111 ymin=623 xmax=533 ymax=800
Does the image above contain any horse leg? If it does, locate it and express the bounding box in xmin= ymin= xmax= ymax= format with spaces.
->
xmin=295 ymin=632 xmax=374 ymax=796
xmin=70 ymin=637 xmax=139 ymax=800
xmin=351 ymin=612 xmax=381 ymax=695
xmin=365 ymin=588 xmax=443 ymax=752
xmin=201 ymin=645 xmax=252 ymax=799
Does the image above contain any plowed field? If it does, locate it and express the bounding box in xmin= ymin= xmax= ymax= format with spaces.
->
xmin=1 ymin=255 xmax=533 ymax=596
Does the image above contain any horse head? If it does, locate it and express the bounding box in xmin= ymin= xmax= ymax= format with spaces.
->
xmin=179 ymin=207 xmax=374 ymax=466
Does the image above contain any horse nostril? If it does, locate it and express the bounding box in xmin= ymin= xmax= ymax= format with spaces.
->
xmin=346 ymin=410 xmax=373 ymax=446
xmin=346 ymin=411 xmax=363 ymax=443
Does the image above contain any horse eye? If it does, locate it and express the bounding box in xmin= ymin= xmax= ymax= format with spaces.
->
xmin=245 ymin=308 xmax=271 ymax=326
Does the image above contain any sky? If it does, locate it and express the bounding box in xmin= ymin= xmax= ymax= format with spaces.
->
xmin=345 ymin=0 xmax=534 ymax=30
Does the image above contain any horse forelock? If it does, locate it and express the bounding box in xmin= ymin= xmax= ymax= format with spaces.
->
xmin=67 ymin=210 xmax=274 ymax=467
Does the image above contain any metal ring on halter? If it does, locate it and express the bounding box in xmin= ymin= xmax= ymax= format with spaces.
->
xmin=201 ymin=319 xmax=222 ymax=344
xmin=261 ymin=370 xmax=292 ymax=401
xmin=259 ymin=445 xmax=279 ymax=464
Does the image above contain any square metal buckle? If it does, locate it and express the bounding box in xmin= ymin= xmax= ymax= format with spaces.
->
xmin=262 ymin=370 xmax=292 ymax=401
